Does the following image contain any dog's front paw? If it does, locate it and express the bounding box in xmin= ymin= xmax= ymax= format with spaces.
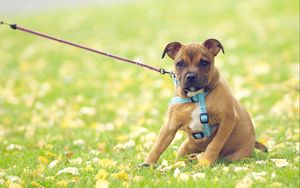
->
xmin=195 ymin=153 xmax=212 ymax=167
xmin=138 ymin=163 xmax=151 ymax=168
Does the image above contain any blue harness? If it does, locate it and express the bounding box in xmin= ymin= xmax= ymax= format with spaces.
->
xmin=169 ymin=74 xmax=217 ymax=139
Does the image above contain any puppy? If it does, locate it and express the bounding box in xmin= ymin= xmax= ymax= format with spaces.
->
xmin=142 ymin=39 xmax=267 ymax=167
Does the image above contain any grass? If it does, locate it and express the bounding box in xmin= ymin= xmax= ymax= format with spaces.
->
xmin=0 ymin=0 xmax=299 ymax=187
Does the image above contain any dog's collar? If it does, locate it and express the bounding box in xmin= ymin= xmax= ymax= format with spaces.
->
xmin=169 ymin=92 xmax=217 ymax=139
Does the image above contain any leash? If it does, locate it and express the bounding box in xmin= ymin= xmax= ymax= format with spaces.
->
xmin=0 ymin=21 xmax=172 ymax=75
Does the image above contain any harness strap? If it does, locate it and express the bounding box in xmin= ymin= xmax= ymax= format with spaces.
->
xmin=169 ymin=89 xmax=217 ymax=139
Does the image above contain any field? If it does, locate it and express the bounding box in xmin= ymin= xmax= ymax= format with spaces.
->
xmin=0 ymin=0 xmax=299 ymax=187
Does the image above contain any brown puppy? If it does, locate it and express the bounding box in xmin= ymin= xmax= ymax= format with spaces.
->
xmin=142 ymin=39 xmax=267 ymax=167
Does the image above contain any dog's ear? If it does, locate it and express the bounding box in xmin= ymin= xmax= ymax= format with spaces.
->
xmin=203 ymin=39 xmax=225 ymax=56
xmin=162 ymin=42 xmax=182 ymax=59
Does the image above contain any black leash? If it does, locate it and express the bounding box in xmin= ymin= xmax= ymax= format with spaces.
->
xmin=0 ymin=21 xmax=172 ymax=75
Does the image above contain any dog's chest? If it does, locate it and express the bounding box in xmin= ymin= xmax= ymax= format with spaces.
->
xmin=188 ymin=104 xmax=203 ymax=132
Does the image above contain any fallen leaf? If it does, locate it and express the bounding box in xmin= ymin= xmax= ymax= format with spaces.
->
xmin=192 ymin=172 xmax=206 ymax=180
xmin=48 ymin=160 xmax=59 ymax=169
xmin=38 ymin=156 xmax=49 ymax=165
xmin=222 ymin=167 xmax=230 ymax=173
xmin=6 ymin=144 xmax=23 ymax=151
xmin=8 ymin=182 xmax=22 ymax=188
xmin=113 ymin=140 xmax=135 ymax=150
xmin=95 ymin=179 xmax=109 ymax=188
xmin=69 ymin=157 xmax=82 ymax=165
xmin=95 ymin=169 xmax=109 ymax=180
xmin=271 ymin=159 xmax=289 ymax=168
xmin=56 ymin=180 xmax=68 ymax=187
xmin=133 ymin=176 xmax=144 ymax=182
xmin=255 ymin=160 xmax=267 ymax=165
xmin=7 ymin=176 xmax=21 ymax=183
xmin=73 ymin=139 xmax=85 ymax=146
xmin=99 ymin=159 xmax=117 ymax=168
xmin=56 ymin=167 xmax=79 ymax=176
xmin=161 ymin=159 xmax=168 ymax=167
xmin=235 ymin=176 xmax=253 ymax=188
xmin=173 ymin=168 xmax=180 ymax=178
xmin=112 ymin=171 xmax=129 ymax=181
xmin=172 ymin=161 xmax=186 ymax=168
xmin=179 ymin=173 xmax=189 ymax=181
xmin=250 ymin=171 xmax=267 ymax=182
xmin=234 ymin=167 xmax=248 ymax=172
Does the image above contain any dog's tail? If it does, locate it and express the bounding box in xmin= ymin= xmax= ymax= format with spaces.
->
xmin=255 ymin=141 xmax=268 ymax=152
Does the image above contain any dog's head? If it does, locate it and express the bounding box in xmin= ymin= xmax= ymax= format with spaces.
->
xmin=162 ymin=39 xmax=224 ymax=97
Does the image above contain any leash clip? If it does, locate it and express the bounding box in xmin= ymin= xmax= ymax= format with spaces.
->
xmin=200 ymin=113 xmax=209 ymax=124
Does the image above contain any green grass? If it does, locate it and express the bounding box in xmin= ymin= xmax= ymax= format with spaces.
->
xmin=0 ymin=0 xmax=299 ymax=187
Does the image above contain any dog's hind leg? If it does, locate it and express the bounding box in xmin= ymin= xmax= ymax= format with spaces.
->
xmin=223 ymin=145 xmax=254 ymax=162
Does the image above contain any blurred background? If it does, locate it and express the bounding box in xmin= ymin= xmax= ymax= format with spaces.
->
xmin=0 ymin=0 xmax=299 ymax=186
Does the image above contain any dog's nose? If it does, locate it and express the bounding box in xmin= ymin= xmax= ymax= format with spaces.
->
xmin=186 ymin=73 xmax=197 ymax=81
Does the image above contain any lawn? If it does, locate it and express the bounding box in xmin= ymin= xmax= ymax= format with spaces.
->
xmin=0 ymin=0 xmax=299 ymax=187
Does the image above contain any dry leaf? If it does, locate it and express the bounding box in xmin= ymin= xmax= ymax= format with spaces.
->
xmin=48 ymin=160 xmax=59 ymax=168
xmin=69 ymin=157 xmax=83 ymax=165
xmin=112 ymin=171 xmax=129 ymax=181
xmin=95 ymin=179 xmax=109 ymax=188
xmin=38 ymin=156 xmax=49 ymax=165
xmin=99 ymin=159 xmax=117 ymax=168
xmin=271 ymin=159 xmax=289 ymax=168
xmin=173 ymin=168 xmax=180 ymax=178
xmin=192 ymin=173 xmax=205 ymax=180
xmin=56 ymin=167 xmax=79 ymax=176
xmin=95 ymin=169 xmax=109 ymax=180
xmin=235 ymin=176 xmax=253 ymax=188
xmin=179 ymin=173 xmax=189 ymax=181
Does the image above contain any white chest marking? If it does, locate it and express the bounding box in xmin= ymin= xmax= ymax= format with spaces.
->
xmin=189 ymin=104 xmax=203 ymax=132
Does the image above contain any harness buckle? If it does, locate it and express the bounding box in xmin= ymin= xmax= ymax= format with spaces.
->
xmin=192 ymin=132 xmax=205 ymax=139
xmin=200 ymin=113 xmax=209 ymax=124
xmin=190 ymin=95 xmax=199 ymax=102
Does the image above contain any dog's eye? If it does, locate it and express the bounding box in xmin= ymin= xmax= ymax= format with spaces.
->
xmin=199 ymin=60 xmax=209 ymax=67
xmin=176 ymin=61 xmax=185 ymax=68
